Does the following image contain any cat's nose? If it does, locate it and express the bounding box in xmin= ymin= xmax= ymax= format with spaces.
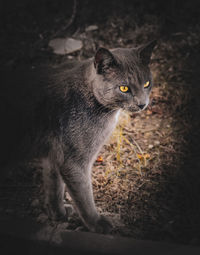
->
xmin=137 ymin=104 xmax=146 ymax=110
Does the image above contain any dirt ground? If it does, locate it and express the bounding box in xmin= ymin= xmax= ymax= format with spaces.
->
xmin=1 ymin=0 xmax=200 ymax=246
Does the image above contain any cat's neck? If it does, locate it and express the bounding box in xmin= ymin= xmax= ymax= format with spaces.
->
xmin=80 ymin=60 xmax=114 ymax=114
xmin=85 ymin=60 xmax=97 ymax=90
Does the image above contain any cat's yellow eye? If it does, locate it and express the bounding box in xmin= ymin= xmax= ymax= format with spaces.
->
xmin=144 ymin=81 xmax=150 ymax=88
xmin=119 ymin=86 xmax=129 ymax=93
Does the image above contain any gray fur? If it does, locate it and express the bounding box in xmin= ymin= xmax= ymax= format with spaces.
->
xmin=0 ymin=42 xmax=155 ymax=233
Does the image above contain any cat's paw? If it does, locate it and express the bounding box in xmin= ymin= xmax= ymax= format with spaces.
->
xmin=49 ymin=207 xmax=67 ymax=221
xmin=64 ymin=203 xmax=75 ymax=217
xmin=93 ymin=215 xmax=113 ymax=234
xmin=45 ymin=203 xmax=68 ymax=221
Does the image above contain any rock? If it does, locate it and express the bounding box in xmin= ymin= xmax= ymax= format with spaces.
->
xmin=49 ymin=38 xmax=83 ymax=55
xmin=85 ymin=25 xmax=98 ymax=32
xmin=154 ymin=140 xmax=160 ymax=145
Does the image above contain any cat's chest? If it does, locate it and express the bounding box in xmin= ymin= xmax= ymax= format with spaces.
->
xmin=63 ymin=107 xmax=119 ymax=158
xmin=81 ymin=109 xmax=120 ymax=160
xmin=92 ymin=110 xmax=119 ymax=142
xmin=78 ymin=109 xmax=118 ymax=142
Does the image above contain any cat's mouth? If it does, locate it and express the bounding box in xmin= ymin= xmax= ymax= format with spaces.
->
xmin=125 ymin=104 xmax=147 ymax=113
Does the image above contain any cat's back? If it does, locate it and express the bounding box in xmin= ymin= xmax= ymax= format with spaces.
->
xmin=0 ymin=59 xmax=81 ymax=118
xmin=0 ymin=60 xmax=79 ymax=165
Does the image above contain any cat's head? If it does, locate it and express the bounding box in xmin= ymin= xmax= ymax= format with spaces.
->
xmin=92 ymin=41 xmax=156 ymax=112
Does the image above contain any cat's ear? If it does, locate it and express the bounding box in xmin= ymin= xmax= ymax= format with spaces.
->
xmin=137 ymin=40 xmax=157 ymax=65
xmin=94 ymin=48 xmax=117 ymax=75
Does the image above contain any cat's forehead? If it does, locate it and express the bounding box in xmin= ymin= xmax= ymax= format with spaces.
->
xmin=111 ymin=47 xmax=138 ymax=62
xmin=111 ymin=48 xmax=150 ymax=84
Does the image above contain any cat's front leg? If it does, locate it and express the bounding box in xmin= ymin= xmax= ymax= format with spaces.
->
xmin=61 ymin=163 xmax=112 ymax=234
xmin=42 ymin=158 xmax=69 ymax=221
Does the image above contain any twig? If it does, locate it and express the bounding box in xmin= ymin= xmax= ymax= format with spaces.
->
xmin=54 ymin=0 xmax=77 ymax=37
xmin=62 ymin=0 xmax=77 ymax=32
xmin=132 ymin=138 xmax=144 ymax=155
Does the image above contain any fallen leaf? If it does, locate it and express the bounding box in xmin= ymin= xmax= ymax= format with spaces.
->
xmin=137 ymin=153 xmax=150 ymax=160
xmin=146 ymin=109 xmax=153 ymax=115
xmin=96 ymin=156 xmax=103 ymax=162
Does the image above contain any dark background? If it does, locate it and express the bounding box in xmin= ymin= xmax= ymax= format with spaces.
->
xmin=0 ymin=0 xmax=200 ymax=253
xmin=1 ymin=0 xmax=200 ymax=66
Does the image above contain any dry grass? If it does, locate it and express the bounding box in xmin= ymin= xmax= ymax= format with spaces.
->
xmin=91 ymin=33 xmax=199 ymax=241
xmin=92 ymin=81 xmax=178 ymax=208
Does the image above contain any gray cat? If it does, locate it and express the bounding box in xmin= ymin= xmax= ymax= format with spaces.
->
xmin=0 ymin=41 xmax=156 ymax=233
